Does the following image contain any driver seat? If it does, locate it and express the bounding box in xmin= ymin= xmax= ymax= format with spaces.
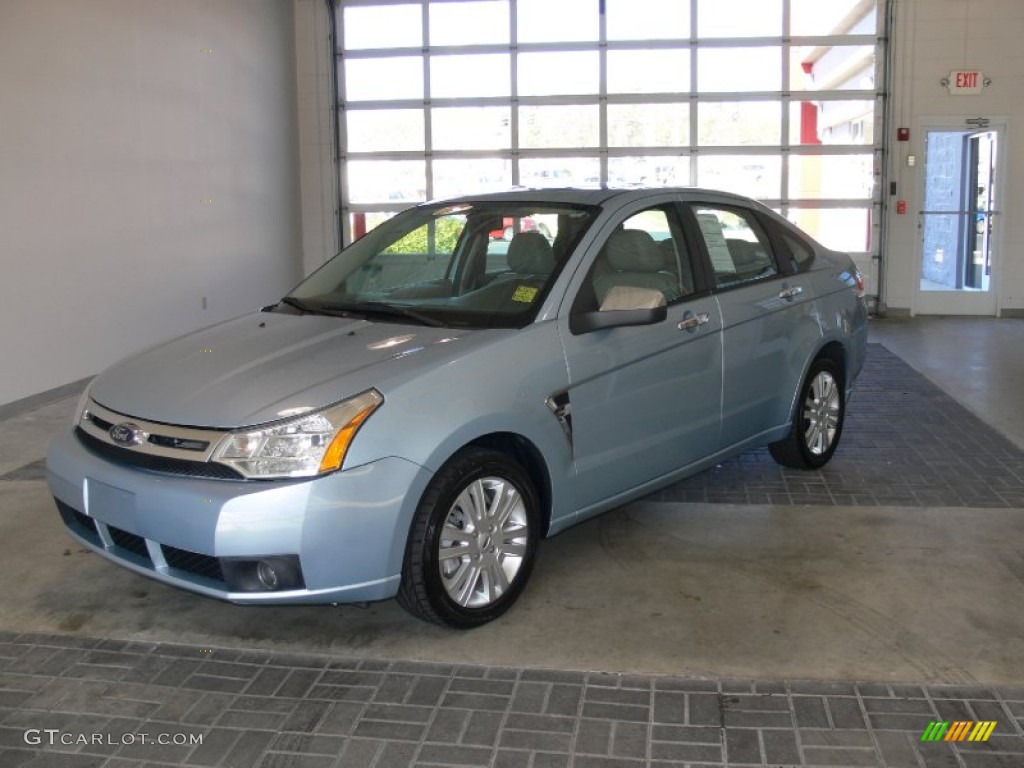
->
xmin=593 ymin=229 xmax=679 ymax=303
xmin=506 ymin=231 xmax=554 ymax=276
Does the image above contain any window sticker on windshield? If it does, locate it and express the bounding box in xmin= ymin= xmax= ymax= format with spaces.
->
xmin=512 ymin=285 xmax=539 ymax=303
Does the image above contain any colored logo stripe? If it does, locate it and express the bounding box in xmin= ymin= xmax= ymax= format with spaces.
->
xmin=946 ymin=721 xmax=973 ymax=741
xmin=920 ymin=721 xmax=996 ymax=742
xmin=921 ymin=721 xmax=949 ymax=742
xmin=968 ymin=721 xmax=997 ymax=742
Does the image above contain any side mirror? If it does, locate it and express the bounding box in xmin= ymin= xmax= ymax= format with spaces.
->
xmin=570 ymin=286 xmax=668 ymax=334
xmin=571 ymin=305 xmax=668 ymax=334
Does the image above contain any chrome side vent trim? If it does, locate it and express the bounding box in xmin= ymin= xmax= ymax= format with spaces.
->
xmin=545 ymin=391 xmax=573 ymax=450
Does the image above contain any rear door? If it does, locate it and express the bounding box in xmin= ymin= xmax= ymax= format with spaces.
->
xmin=684 ymin=203 xmax=821 ymax=450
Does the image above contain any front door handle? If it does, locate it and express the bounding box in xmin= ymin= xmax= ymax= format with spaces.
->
xmin=677 ymin=311 xmax=710 ymax=332
xmin=779 ymin=285 xmax=803 ymax=301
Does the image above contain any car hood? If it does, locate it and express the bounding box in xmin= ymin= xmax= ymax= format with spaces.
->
xmin=88 ymin=311 xmax=500 ymax=428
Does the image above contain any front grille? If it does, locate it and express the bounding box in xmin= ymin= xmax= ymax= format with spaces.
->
xmin=149 ymin=435 xmax=209 ymax=451
xmin=56 ymin=499 xmax=101 ymax=546
xmin=108 ymin=525 xmax=150 ymax=559
xmin=162 ymin=544 xmax=225 ymax=584
xmin=76 ymin=428 xmax=244 ymax=480
xmin=87 ymin=413 xmax=114 ymax=431
xmin=85 ymin=412 xmax=209 ymax=452
xmin=54 ymin=498 xmax=228 ymax=590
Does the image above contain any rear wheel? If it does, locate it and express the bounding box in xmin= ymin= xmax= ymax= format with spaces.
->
xmin=769 ymin=358 xmax=845 ymax=469
xmin=397 ymin=447 xmax=540 ymax=628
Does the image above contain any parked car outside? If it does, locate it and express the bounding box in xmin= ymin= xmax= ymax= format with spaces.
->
xmin=47 ymin=187 xmax=868 ymax=628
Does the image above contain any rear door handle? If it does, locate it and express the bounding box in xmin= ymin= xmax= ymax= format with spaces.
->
xmin=778 ymin=285 xmax=803 ymax=301
xmin=677 ymin=311 xmax=710 ymax=332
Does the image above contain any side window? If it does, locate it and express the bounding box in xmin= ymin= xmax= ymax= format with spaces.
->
xmin=781 ymin=231 xmax=816 ymax=272
xmin=692 ymin=206 xmax=779 ymax=289
xmin=580 ymin=206 xmax=694 ymax=311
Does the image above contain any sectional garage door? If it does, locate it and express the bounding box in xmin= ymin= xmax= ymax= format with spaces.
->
xmin=334 ymin=0 xmax=887 ymax=294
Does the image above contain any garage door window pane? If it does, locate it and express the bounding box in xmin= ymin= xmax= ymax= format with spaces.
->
xmin=698 ymin=156 xmax=781 ymax=199
xmin=345 ymin=58 xmax=423 ymax=101
xmin=520 ymin=105 xmax=599 ymax=149
xmin=789 ymin=100 xmax=875 ymax=145
xmin=520 ymin=157 xmax=600 ymax=186
xmin=697 ymin=0 xmax=782 ymax=37
xmin=789 ymin=207 xmax=871 ymax=252
xmin=347 ymin=160 xmax=425 ymax=205
xmin=792 ymin=46 xmax=876 ymax=91
xmin=792 ymin=0 xmax=876 ymax=36
xmin=608 ymin=103 xmax=689 ymax=148
xmin=698 ymin=48 xmax=781 ymax=92
xmin=433 ymin=159 xmax=512 ymax=198
xmin=518 ymin=52 xmax=599 ymax=96
xmin=607 ymin=50 xmax=690 ymax=94
xmin=789 ymin=155 xmax=874 ymax=200
xmin=431 ymin=54 xmax=511 ymax=99
xmin=517 ymin=0 xmax=597 ymax=42
xmin=606 ymin=0 xmax=689 ymax=40
xmin=609 ymin=156 xmax=689 ymax=186
xmin=698 ymin=102 xmax=780 ymax=145
xmin=346 ymin=110 xmax=424 ymax=152
xmin=429 ymin=1 xmax=509 ymax=46
xmin=432 ymin=107 xmax=511 ymax=151
xmin=343 ymin=5 xmax=421 ymax=49
xmin=349 ymin=211 xmax=396 ymax=239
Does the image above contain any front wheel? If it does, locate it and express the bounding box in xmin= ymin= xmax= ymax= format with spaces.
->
xmin=769 ymin=358 xmax=845 ymax=469
xmin=397 ymin=447 xmax=540 ymax=628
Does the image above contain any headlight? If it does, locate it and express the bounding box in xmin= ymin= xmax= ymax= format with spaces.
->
xmin=211 ymin=389 xmax=383 ymax=479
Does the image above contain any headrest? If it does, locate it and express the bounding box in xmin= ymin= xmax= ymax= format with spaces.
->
xmin=604 ymin=229 xmax=662 ymax=272
xmin=507 ymin=231 xmax=554 ymax=274
xmin=599 ymin=285 xmax=667 ymax=311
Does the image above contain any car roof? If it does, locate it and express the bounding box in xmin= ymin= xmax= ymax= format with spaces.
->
xmin=427 ymin=185 xmax=772 ymax=210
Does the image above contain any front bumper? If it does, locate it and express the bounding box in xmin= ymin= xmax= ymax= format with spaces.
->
xmin=46 ymin=429 xmax=431 ymax=604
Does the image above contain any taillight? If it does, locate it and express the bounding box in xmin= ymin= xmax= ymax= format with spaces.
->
xmin=852 ymin=269 xmax=866 ymax=298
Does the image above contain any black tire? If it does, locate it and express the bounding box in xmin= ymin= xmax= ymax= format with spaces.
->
xmin=396 ymin=447 xmax=540 ymax=628
xmin=769 ymin=358 xmax=846 ymax=470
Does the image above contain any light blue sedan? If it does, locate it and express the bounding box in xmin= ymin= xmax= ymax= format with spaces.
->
xmin=47 ymin=187 xmax=868 ymax=627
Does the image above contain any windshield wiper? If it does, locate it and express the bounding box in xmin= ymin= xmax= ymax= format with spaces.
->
xmin=275 ymin=296 xmax=318 ymax=314
xmin=322 ymin=301 xmax=446 ymax=328
xmin=274 ymin=296 xmax=364 ymax=320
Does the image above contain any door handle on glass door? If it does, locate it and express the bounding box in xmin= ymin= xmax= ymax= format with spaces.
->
xmin=677 ymin=311 xmax=710 ymax=331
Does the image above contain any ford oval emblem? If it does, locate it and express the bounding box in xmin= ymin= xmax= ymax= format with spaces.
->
xmin=109 ymin=422 xmax=144 ymax=447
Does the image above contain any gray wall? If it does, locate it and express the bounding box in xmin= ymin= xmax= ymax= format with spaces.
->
xmin=0 ymin=0 xmax=302 ymax=406
xmin=885 ymin=0 xmax=1024 ymax=314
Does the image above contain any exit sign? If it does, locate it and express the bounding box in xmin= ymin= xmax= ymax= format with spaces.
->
xmin=946 ymin=70 xmax=985 ymax=95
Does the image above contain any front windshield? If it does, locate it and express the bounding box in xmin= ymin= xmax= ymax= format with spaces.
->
xmin=286 ymin=201 xmax=600 ymax=329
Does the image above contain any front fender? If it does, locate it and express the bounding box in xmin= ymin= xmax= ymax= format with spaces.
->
xmin=345 ymin=321 xmax=576 ymax=533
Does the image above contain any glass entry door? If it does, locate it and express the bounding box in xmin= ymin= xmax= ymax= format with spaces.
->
xmin=916 ymin=123 xmax=1001 ymax=315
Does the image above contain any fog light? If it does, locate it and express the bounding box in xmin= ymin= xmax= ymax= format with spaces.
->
xmin=221 ymin=555 xmax=304 ymax=593
xmin=256 ymin=560 xmax=278 ymax=590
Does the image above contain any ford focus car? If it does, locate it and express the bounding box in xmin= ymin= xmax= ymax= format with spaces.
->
xmin=47 ymin=187 xmax=868 ymax=628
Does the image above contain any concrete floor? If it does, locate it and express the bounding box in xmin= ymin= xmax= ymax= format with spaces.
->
xmin=1 ymin=316 xmax=1022 ymax=685
xmin=870 ymin=315 xmax=1024 ymax=450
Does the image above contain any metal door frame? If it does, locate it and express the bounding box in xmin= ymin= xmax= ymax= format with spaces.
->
xmin=912 ymin=117 xmax=1006 ymax=317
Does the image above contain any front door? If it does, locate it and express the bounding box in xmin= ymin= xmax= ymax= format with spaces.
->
xmin=559 ymin=201 xmax=723 ymax=514
xmin=916 ymin=120 xmax=1003 ymax=315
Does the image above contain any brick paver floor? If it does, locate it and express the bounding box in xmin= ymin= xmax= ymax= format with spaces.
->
xmin=1 ymin=632 xmax=1023 ymax=767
